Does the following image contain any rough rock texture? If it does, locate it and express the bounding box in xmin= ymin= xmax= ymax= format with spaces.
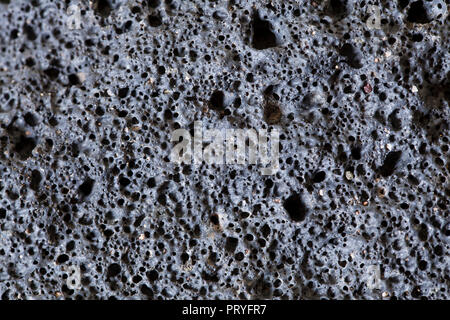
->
xmin=0 ymin=0 xmax=449 ymax=300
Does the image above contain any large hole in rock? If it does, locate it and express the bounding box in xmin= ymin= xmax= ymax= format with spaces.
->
xmin=379 ymin=151 xmax=402 ymax=177
xmin=94 ymin=0 xmax=112 ymax=17
xmin=407 ymin=1 xmax=431 ymax=23
xmin=79 ymin=178 xmax=95 ymax=198
xmin=263 ymin=86 xmax=282 ymax=124
xmin=283 ymin=193 xmax=308 ymax=222
xmin=251 ymin=11 xmax=278 ymax=50
xmin=106 ymin=263 xmax=121 ymax=278
xmin=30 ymin=169 xmax=42 ymax=191
xmin=312 ymin=171 xmax=326 ymax=183
xmin=225 ymin=237 xmax=238 ymax=253
xmin=329 ymin=0 xmax=352 ymax=18
xmin=340 ymin=43 xmax=363 ymax=69
xmin=264 ymin=97 xmax=282 ymax=125
xmin=14 ymin=135 xmax=37 ymax=160
xmin=209 ymin=90 xmax=225 ymax=111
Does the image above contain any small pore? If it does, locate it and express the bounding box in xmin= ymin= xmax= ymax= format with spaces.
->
xmin=263 ymin=87 xmax=282 ymax=124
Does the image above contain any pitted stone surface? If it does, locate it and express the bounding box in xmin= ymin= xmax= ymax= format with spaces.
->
xmin=0 ymin=0 xmax=448 ymax=299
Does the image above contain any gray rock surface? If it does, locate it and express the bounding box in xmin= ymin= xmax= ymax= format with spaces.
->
xmin=0 ymin=0 xmax=448 ymax=299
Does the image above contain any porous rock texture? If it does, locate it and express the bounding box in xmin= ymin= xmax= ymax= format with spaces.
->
xmin=0 ymin=0 xmax=449 ymax=300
